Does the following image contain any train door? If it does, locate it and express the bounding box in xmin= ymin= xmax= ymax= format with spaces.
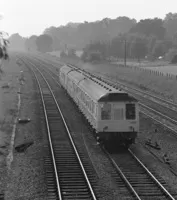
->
xmin=113 ymin=103 xmax=124 ymax=120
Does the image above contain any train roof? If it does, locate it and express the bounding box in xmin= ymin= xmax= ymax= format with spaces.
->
xmin=68 ymin=70 xmax=86 ymax=84
xmin=60 ymin=65 xmax=138 ymax=103
xmin=98 ymin=92 xmax=137 ymax=102
xmin=60 ymin=65 xmax=73 ymax=74
xmin=79 ymin=77 xmax=108 ymax=101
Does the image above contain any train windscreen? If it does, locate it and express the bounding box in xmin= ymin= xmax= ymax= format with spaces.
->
xmin=126 ymin=103 xmax=136 ymax=120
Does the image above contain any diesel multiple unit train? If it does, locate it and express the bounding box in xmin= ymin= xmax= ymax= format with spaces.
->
xmin=59 ymin=65 xmax=139 ymax=146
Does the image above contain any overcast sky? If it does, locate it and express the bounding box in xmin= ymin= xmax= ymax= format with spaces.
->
xmin=0 ymin=0 xmax=176 ymax=37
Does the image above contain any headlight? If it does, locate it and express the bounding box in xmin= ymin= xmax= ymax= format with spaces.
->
xmin=129 ymin=126 xmax=135 ymax=131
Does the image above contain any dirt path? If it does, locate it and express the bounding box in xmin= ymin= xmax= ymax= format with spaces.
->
xmin=3 ymin=53 xmax=48 ymax=200
xmin=0 ymin=54 xmax=21 ymax=197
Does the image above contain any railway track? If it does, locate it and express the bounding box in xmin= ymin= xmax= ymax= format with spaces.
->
xmin=105 ymin=148 xmax=177 ymax=200
xmin=21 ymin=57 xmax=98 ymax=200
xmin=20 ymin=55 xmax=177 ymax=199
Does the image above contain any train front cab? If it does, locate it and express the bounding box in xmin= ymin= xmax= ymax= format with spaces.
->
xmin=96 ymin=95 xmax=139 ymax=146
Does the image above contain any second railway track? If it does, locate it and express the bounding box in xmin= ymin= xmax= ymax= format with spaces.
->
xmin=106 ymin=148 xmax=177 ymax=200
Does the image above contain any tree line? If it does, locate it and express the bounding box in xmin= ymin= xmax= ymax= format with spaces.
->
xmin=8 ymin=33 xmax=53 ymax=53
xmin=8 ymin=12 xmax=177 ymax=62
xmin=82 ymin=15 xmax=177 ymax=62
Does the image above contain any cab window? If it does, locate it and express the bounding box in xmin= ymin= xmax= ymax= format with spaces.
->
xmin=126 ymin=103 xmax=136 ymax=120
xmin=101 ymin=103 xmax=111 ymax=120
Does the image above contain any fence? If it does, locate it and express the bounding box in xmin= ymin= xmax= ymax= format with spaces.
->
xmin=116 ymin=63 xmax=177 ymax=81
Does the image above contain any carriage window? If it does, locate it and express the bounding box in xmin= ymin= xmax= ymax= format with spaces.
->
xmin=96 ymin=105 xmax=98 ymax=117
xmin=126 ymin=104 xmax=136 ymax=120
xmin=92 ymin=102 xmax=94 ymax=113
xmin=86 ymin=97 xmax=88 ymax=107
xmin=91 ymin=101 xmax=94 ymax=113
xmin=88 ymin=98 xmax=91 ymax=111
xmin=92 ymin=102 xmax=95 ymax=114
xmin=101 ymin=103 xmax=111 ymax=120
xmin=83 ymin=93 xmax=85 ymax=104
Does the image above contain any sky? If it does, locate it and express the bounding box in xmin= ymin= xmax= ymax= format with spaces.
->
xmin=0 ymin=0 xmax=177 ymax=38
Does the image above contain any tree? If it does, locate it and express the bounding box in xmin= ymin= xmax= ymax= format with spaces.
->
xmin=147 ymin=35 xmax=157 ymax=55
xmin=130 ymin=18 xmax=166 ymax=39
xmin=164 ymin=13 xmax=177 ymax=38
xmin=130 ymin=35 xmax=148 ymax=61
xmin=0 ymin=31 xmax=10 ymax=72
xmin=81 ymin=50 xmax=88 ymax=61
xmin=9 ymin=33 xmax=25 ymax=51
xmin=82 ymin=41 xmax=107 ymax=59
xmin=89 ymin=51 xmax=102 ymax=62
xmin=165 ymin=48 xmax=177 ymax=61
xmin=68 ymin=48 xmax=76 ymax=57
xmin=110 ymin=34 xmax=125 ymax=58
xmin=171 ymin=55 xmax=177 ymax=63
xmin=60 ymin=51 xmax=67 ymax=58
xmin=25 ymin=35 xmax=37 ymax=51
xmin=35 ymin=34 xmax=53 ymax=53
xmin=173 ymin=32 xmax=177 ymax=41
xmin=152 ymin=40 xmax=166 ymax=58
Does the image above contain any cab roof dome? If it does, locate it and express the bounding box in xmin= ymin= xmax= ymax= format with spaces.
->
xmin=98 ymin=92 xmax=137 ymax=102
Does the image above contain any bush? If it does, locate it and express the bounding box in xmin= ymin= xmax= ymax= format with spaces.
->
xmin=0 ymin=47 xmax=3 ymax=58
xmin=68 ymin=49 xmax=77 ymax=57
xmin=60 ymin=51 xmax=67 ymax=57
xmin=165 ymin=48 xmax=177 ymax=61
xmin=171 ymin=54 xmax=177 ymax=63
xmin=89 ymin=51 xmax=102 ymax=61
xmin=81 ymin=50 xmax=103 ymax=62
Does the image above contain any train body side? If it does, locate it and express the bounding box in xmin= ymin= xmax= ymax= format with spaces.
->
xmin=59 ymin=65 xmax=139 ymax=145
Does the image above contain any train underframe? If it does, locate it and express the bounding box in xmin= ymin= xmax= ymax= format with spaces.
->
xmin=96 ymin=131 xmax=137 ymax=147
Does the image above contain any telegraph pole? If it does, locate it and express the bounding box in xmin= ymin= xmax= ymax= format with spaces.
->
xmin=124 ymin=39 xmax=127 ymax=67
